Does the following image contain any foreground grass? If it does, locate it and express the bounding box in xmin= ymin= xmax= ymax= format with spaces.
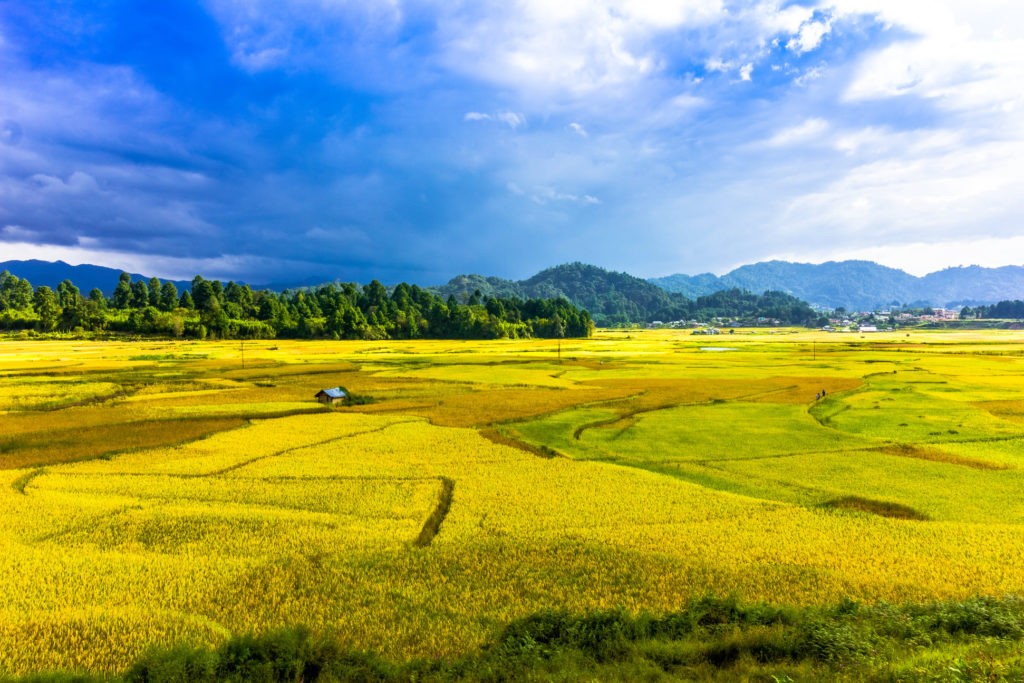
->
xmin=8 ymin=596 xmax=1024 ymax=682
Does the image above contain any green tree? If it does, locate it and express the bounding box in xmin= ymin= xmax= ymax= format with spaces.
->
xmin=112 ymin=272 xmax=133 ymax=309
xmin=88 ymin=288 xmax=107 ymax=309
xmin=0 ymin=271 xmax=33 ymax=311
xmin=192 ymin=280 xmax=216 ymax=312
xmin=56 ymin=279 xmax=80 ymax=309
xmin=56 ymin=280 xmax=82 ymax=331
xmin=131 ymin=280 xmax=150 ymax=309
xmin=33 ymin=286 xmax=61 ymax=331
xmin=160 ymin=281 xmax=179 ymax=311
xmin=148 ymin=277 xmax=162 ymax=308
xmin=225 ymin=281 xmax=254 ymax=316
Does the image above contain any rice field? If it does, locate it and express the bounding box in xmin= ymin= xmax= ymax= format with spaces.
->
xmin=1 ymin=329 xmax=1023 ymax=676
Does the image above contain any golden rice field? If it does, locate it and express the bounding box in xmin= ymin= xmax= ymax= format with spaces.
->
xmin=2 ymin=329 xmax=1024 ymax=675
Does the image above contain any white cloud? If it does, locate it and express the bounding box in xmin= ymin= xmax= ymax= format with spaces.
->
xmin=786 ymin=17 xmax=832 ymax=54
xmin=203 ymin=0 xmax=404 ymax=74
xmin=739 ymin=63 xmax=754 ymax=81
xmin=497 ymin=111 xmax=526 ymax=128
xmin=30 ymin=171 xmax=100 ymax=194
xmin=762 ymin=118 xmax=829 ymax=147
xmin=768 ymin=236 xmax=1024 ymax=277
xmin=569 ymin=122 xmax=588 ymax=138
xmin=705 ymin=57 xmax=728 ymax=73
xmin=778 ymin=132 xmax=1024 ymax=246
xmin=463 ymin=111 xmax=526 ymax=128
xmin=1 ymin=225 xmax=38 ymax=241
xmin=437 ymin=0 xmax=726 ymax=97
xmin=512 ymin=185 xmax=602 ymax=206
xmin=794 ymin=65 xmax=825 ymax=87
xmin=750 ymin=2 xmax=815 ymax=35
xmin=839 ymin=1 xmax=1024 ymax=113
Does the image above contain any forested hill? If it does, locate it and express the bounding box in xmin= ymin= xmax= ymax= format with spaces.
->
xmin=651 ymin=260 xmax=1024 ymax=310
xmin=434 ymin=263 xmax=818 ymax=326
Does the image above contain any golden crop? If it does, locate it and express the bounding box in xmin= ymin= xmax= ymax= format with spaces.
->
xmin=0 ymin=332 xmax=1023 ymax=675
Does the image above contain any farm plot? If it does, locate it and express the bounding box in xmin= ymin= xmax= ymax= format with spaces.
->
xmin=1 ymin=332 xmax=1024 ymax=677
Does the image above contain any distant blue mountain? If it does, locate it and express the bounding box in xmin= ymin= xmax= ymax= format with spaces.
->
xmin=650 ymin=260 xmax=1024 ymax=310
xmin=0 ymin=260 xmax=193 ymax=294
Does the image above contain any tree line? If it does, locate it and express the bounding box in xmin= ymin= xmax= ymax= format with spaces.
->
xmin=961 ymin=300 xmax=1024 ymax=320
xmin=0 ymin=270 xmax=594 ymax=340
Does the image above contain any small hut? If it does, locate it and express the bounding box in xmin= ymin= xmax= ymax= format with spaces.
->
xmin=315 ymin=387 xmax=348 ymax=405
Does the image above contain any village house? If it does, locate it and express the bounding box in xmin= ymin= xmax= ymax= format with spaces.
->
xmin=315 ymin=387 xmax=348 ymax=405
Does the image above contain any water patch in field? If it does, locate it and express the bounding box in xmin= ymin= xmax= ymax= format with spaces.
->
xmin=699 ymin=347 xmax=738 ymax=352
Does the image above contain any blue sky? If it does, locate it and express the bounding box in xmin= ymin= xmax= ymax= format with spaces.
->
xmin=1 ymin=1 xmax=1022 ymax=285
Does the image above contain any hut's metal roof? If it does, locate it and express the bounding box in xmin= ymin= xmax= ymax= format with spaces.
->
xmin=317 ymin=387 xmax=347 ymax=399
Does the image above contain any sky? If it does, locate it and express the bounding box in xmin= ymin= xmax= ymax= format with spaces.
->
xmin=1 ymin=0 xmax=1023 ymax=285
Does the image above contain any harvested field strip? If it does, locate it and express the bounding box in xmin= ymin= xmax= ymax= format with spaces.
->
xmin=414 ymin=477 xmax=455 ymax=547
xmin=10 ymin=468 xmax=44 ymax=494
xmin=26 ymin=473 xmax=444 ymax=522
xmin=0 ymin=417 xmax=249 ymax=470
xmin=203 ymin=419 xmax=423 ymax=476
xmin=822 ymin=496 xmax=930 ymax=520
xmin=7 ymin=389 xmax=137 ymax=412
xmin=876 ymin=443 xmax=1011 ymax=470
xmin=479 ymin=428 xmax=559 ymax=458
xmin=571 ymin=385 xmax=807 ymax=441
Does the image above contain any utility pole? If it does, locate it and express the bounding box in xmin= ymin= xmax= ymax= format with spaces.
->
xmin=240 ymin=338 xmax=245 ymax=370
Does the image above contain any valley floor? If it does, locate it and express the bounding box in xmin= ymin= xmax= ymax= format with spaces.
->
xmin=1 ymin=329 xmax=1023 ymax=678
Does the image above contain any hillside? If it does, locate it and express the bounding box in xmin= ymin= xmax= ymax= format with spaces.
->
xmin=434 ymin=262 xmax=816 ymax=326
xmin=651 ymin=260 xmax=1024 ymax=310
xmin=0 ymin=260 xmax=193 ymax=295
xmin=433 ymin=263 xmax=689 ymax=325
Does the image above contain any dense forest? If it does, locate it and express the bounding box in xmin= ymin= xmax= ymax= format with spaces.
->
xmin=435 ymin=263 xmax=820 ymax=326
xmin=0 ymin=271 xmax=594 ymax=340
xmin=961 ymin=300 xmax=1024 ymax=319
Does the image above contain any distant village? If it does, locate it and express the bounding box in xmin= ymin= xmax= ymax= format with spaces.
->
xmin=648 ymin=306 xmax=966 ymax=333
xmin=818 ymin=307 xmax=961 ymax=333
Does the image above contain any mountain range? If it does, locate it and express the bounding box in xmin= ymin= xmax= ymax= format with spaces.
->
xmin=3 ymin=258 xmax=1024 ymax=317
xmin=0 ymin=260 xmax=195 ymax=295
xmin=650 ymin=260 xmax=1024 ymax=311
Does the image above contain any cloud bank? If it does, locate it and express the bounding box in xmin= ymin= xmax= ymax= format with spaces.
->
xmin=0 ymin=0 xmax=1021 ymax=284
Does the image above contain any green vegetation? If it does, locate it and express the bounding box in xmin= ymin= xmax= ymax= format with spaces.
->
xmin=435 ymin=262 xmax=820 ymax=326
xmin=7 ymin=596 xmax=1024 ymax=681
xmin=0 ymin=270 xmax=594 ymax=340
xmin=2 ymin=330 xmax=1024 ymax=680
xmin=964 ymin=299 xmax=1024 ymax=319
xmin=1 ymin=263 xmax=826 ymax=333
xmin=504 ymin=337 xmax=1024 ymax=526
